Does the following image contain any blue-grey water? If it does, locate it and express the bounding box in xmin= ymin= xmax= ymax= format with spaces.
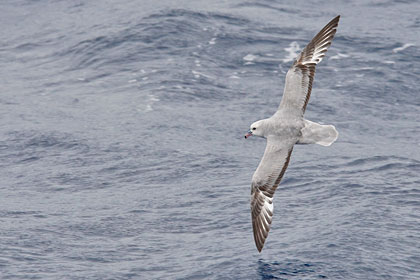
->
xmin=1 ymin=0 xmax=419 ymax=279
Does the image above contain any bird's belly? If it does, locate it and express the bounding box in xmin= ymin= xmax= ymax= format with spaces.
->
xmin=272 ymin=122 xmax=303 ymax=138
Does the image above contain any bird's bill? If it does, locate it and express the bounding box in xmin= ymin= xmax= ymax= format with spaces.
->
xmin=244 ymin=130 xmax=252 ymax=139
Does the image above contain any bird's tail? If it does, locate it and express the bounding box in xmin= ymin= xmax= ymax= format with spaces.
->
xmin=298 ymin=119 xmax=338 ymax=146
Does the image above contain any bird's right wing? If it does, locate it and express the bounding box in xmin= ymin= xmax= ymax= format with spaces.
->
xmin=251 ymin=137 xmax=295 ymax=252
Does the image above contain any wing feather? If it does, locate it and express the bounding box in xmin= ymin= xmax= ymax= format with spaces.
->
xmin=279 ymin=15 xmax=340 ymax=115
xmin=250 ymin=138 xmax=294 ymax=252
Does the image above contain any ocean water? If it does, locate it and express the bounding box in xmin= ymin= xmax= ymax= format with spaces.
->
xmin=1 ymin=0 xmax=419 ymax=279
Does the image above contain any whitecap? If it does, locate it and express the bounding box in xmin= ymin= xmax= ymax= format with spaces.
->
xmin=191 ymin=70 xmax=213 ymax=79
xmin=329 ymin=53 xmax=349 ymax=60
xmin=282 ymin=41 xmax=300 ymax=63
xmin=243 ymin=54 xmax=257 ymax=61
xmin=392 ymin=43 xmax=414 ymax=53
xmin=137 ymin=94 xmax=160 ymax=113
xmin=145 ymin=104 xmax=152 ymax=112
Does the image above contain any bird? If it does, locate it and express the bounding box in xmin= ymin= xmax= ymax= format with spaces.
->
xmin=244 ymin=15 xmax=340 ymax=252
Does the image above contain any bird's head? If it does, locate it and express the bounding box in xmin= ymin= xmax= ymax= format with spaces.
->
xmin=245 ymin=120 xmax=265 ymax=139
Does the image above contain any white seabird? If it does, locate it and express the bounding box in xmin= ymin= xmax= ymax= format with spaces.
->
xmin=245 ymin=16 xmax=340 ymax=252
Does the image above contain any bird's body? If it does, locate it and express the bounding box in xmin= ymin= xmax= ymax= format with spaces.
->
xmin=245 ymin=16 xmax=341 ymax=252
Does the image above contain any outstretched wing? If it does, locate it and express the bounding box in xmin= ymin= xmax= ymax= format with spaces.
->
xmin=251 ymin=137 xmax=295 ymax=252
xmin=279 ymin=15 xmax=340 ymax=115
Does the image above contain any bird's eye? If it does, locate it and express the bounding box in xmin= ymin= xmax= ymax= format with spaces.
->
xmin=252 ymin=127 xmax=256 ymax=130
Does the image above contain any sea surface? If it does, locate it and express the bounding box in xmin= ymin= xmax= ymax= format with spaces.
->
xmin=1 ymin=0 xmax=419 ymax=279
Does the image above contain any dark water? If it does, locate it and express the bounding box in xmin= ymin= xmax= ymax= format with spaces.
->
xmin=1 ymin=0 xmax=419 ymax=279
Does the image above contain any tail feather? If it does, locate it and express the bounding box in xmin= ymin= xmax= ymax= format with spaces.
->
xmin=298 ymin=120 xmax=338 ymax=146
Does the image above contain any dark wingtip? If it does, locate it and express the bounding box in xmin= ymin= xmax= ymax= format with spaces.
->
xmin=325 ymin=15 xmax=340 ymax=27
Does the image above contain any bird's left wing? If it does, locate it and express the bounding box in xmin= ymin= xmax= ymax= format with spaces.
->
xmin=278 ymin=15 xmax=340 ymax=116
xmin=251 ymin=137 xmax=295 ymax=252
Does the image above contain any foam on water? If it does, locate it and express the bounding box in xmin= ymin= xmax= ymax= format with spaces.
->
xmin=392 ymin=43 xmax=415 ymax=53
